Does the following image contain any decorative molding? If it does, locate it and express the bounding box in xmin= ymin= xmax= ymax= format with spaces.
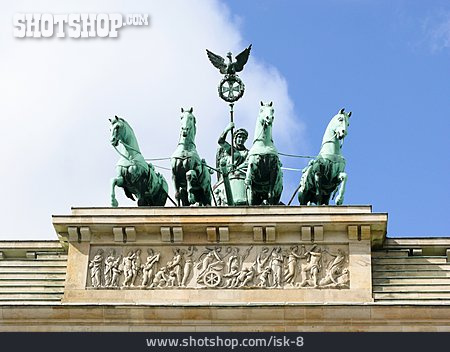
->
xmin=360 ymin=225 xmax=371 ymax=240
xmin=301 ymin=227 xmax=311 ymax=241
xmin=348 ymin=225 xmax=358 ymax=240
xmin=206 ymin=227 xmax=217 ymax=242
xmin=160 ymin=227 xmax=171 ymax=242
xmin=172 ymin=227 xmax=183 ymax=242
xmin=80 ymin=227 xmax=91 ymax=242
xmin=125 ymin=227 xmax=136 ymax=242
xmin=113 ymin=227 xmax=124 ymax=242
xmin=67 ymin=226 xmax=91 ymax=242
xmin=314 ymin=226 xmax=324 ymax=241
xmin=412 ymin=248 xmax=423 ymax=256
xmin=266 ymin=227 xmax=276 ymax=242
xmin=68 ymin=227 xmax=79 ymax=242
xmin=218 ymin=227 xmax=229 ymax=242
xmin=253 ymin=227 xmax=263 ymax=241
xmin=26 ymin=251 xmax=36 ymax=259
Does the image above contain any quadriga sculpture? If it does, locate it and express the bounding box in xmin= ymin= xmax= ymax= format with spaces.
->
xmin=297 ymin=108 xmax=351 ymax=205
xmin=171 ymin=108 xmax=212 ymax=206
xmin=245 ymin=101 xmax=283 ymax=205
xmin=110 ymin=116 xmax=168 ymax=207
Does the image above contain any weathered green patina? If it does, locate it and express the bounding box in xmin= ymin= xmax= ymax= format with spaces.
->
xmin=297 ymin=108 xmax=351 ymax=205
xmin=217 ymin=122 xmax=249 ymax=171
xmin=213 ymin=122 xmax=249 ymax=205
xmin=206 ymin=45 xmax=252 ymax=76
xmin=207 ymin=45 xmax=252 ymax=177
xmin=171 ymin=108 xmax=212 ymax=206
xmin=109 ymin=116 xmax=168 ymax=207
xmin=108 ymin=45 xmax=355 ymax=209
xmin=206 ymin=46 xmax=251 ymax=104
xmin=245 ymin=102 xmax=283 ymax=205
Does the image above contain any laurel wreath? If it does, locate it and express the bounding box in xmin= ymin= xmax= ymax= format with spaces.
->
xmin=218 ymin=75 xmax=245 ymax=103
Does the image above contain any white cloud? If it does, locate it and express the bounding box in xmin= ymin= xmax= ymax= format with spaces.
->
xmin=422 ymin=11 xmax=450 ymax=52
xmin=0 ymin=0 xmax=304 ymax=239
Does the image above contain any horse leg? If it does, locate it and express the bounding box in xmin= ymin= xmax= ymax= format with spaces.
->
xmin=267 ymin=159 xmax=275 ymax=204
xmin=314 ymin=173 xmax=320 ymax=197
xmin=268 ymin=157 xmax=282 ymax=204
xmin=110 ymin=168 xmax=124 ymax=207
xmin=111 ymin=178 xmax=119 ymax=207
xmin=298 ymin=183 xmax=310 ymax=205
xmin=297 ymin=188 xmax=305 ymax=205
xmin=186 ymin=170 xmax=197 ymax=205
xmin=297 ymin=166 xmax=310 ymax=205
xmin=171 ymin=158 xmax=181 ymax=207
xmin=245 ymin=156 xmax=255 ymax=205
xmin=158 ymin=177 xmax=169 ymax=206
xmin=314 ymin=171 xmax=325 ymax=205
xmin=273 ymin=163 xmax=283 ymax=204
xmin=143 ymin=167 xmax=154 ymax=206
xmin=335 ymin=172 xmax=348 ymax=205
xmin=202 ymin=164 xmax=212 ymax=206
xmin=137 ymin=198 xmax=147 ymax=206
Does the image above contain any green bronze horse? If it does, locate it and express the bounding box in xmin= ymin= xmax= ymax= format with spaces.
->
xmin=171 ymin=108 xmax=212 ymax=206
xmin=110 ymin=116 xmax=168 ymax=207
xmin=297 ymin=108 xmax=351 ymax=205
xmin=245 ymin=101 xmax=283 ymax=205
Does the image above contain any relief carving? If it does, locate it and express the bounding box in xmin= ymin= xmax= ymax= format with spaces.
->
xmin=87 ymin=244 xmax=350 ymax=290
xmin=141 ymin=249 xmax=160 ymax=287
xmin=319 ymin=248 xmax=349 ymax=288
xmin=270 ymin=246 xmax=283 ymax=288
xmin=196 ymin=246 xmax=225 ymax=288
xmin=88 ymin=249 xmax=104 ymax=288
xmin=284 ymin=245 xmax=303 ymax=286
xmin=122 ymin=250 xmax=136 ymax=287
xmin=104 ymin=250 xmax=115 ymax=287
xmin=299 ymin=245 xmax=322 ymax=288
xmin=181 ymin=246 xmax=196 ymax=287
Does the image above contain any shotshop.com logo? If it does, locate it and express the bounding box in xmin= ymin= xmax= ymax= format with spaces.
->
xmin=13 ymin=13 xmax=149 ymax=38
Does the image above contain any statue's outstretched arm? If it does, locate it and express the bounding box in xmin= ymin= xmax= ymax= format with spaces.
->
xmin=218 ymin=122 xmax=235 ymax=152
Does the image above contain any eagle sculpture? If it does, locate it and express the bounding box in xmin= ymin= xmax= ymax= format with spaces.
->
xmin=206 ymin=44 xmax=252 ymax=75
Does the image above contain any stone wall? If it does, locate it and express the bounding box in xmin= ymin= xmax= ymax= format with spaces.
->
xmin=1 ymin=206 xmax=450 ymax=331
xmin=54 ymin=206 xmax=384 ymax=305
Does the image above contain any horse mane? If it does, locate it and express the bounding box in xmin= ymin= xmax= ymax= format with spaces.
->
xmin=118 ymin=118 xmax=133 ymax=135
xmin=117 ymin=117 xmax=139 ymax=147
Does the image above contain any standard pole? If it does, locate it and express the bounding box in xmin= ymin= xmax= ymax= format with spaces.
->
xmin=229 ymin=103 xmax=235 ymax=170
xmin=220 ymin=159 xmax=234 ymax=206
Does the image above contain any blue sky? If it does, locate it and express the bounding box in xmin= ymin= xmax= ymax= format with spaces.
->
xmin=226 ymin=0 xmax=450 ymax=237
xmin=0 ymin=0 xmax=448 ymax=239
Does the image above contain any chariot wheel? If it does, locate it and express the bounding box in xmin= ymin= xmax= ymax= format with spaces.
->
xmin=218 ymin=75 xmax=245 ymax=103
xmin=203 ymin=271 xmax=221 ymax=288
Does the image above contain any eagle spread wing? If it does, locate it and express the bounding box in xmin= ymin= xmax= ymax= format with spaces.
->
xmin=206 ymin=49 xmax=227 ymax=74
xmin=234 ymin=44 xmax=252 ymax=72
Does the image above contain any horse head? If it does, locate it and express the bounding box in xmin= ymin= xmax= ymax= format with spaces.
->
xmin=259 ymin=101 xmax=275 ymax=128
xmin=179 ymin=107 xmax=197 ymax=144
xmin=109 ymin=115 xmax=125 ymax=147
xmin=332 ymin=108 xmax=351 ymax=140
